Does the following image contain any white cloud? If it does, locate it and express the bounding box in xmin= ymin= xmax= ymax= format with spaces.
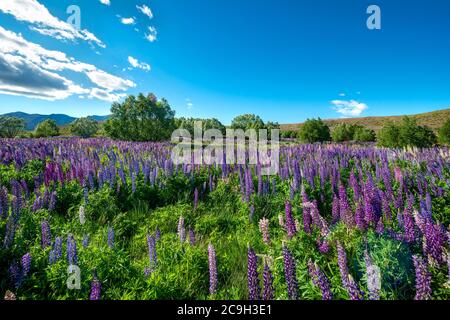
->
xmin=86 ymin=70 xmax=136 ymax=91
xmin=0 ymin=26 xmax=134 ymax=102
xmin=99 ymin=0 xmax=111 ymax=5
xmin=339 ymin=93 xmax=346 ymax=97
xmin=0 ymin=0 xmax=105 ymax=48
xmin=331 ymin=99 xmax=368 ymax=117
xmin=136 ymin=5 xmax=153 ymax=19
xmin=145 ymin=26 xmax=157 ymax=42
xmin=186 ymin=99 xmax=193 ymax=110
xmin=128 ymin=56 xmax=151 ymax=72
xmin=120 ymin=17 xmax=136 ymax=25
xmin=89 ymin=88 xmax=126 ymax=102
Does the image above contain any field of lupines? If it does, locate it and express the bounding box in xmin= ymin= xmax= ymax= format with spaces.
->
xmin=0 ymin=138 xmax=449 ymax=300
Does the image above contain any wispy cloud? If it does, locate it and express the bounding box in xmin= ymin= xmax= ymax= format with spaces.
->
xmin=0 ymin=26 xmax=134 ymax=102
xmin=136 ymin=5 xmax=153 ymax=19
xmin=128 ymin=56 xmax=151 ymax=72
xmin=0 ymin=0 xmax=105 ymax=48
xmin=145 ymin=26 xmax=158 ymax=42
xmin=99 ymin=0 xmax=111 ymax=5
xmin=186 ymin=99 xmax=194 ymax=110
xmin=119 ymin=17 xmax=136 ymax=25
xmin=331 ymin=99 xmax=368 ymax=117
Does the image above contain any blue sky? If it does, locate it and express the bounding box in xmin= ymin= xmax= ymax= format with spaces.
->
xmin=0 ymin=0 xmax=449 ymax=124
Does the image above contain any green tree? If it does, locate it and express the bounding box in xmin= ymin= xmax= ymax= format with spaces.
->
xmin=0 ymin=116 xmax=25 ymax=138
xmin=378 ymin=117 xmax=437 ymax=148
xmin=438 ymin=118 xmax=450 ymax=146
xmin=265 ymin=121 xmax=280 ymax=131
xmin=104 ymin=93 xmax=176 ymax=141
xmin=230 ymin=114 xmax=265 ymax=131
xmin=69 ymin=117 xmax=99 ymax=138
xmin=281 ymin=130 xmax=298 ymax=139
xmin=331 ymin=124 xmax=355 ymax=142
xmin=176 ymin=117 xmax=226 ymax=135
xmin=298 ymin=118 xmax=331 ymax=143
xmin=34 ymin=119 xmax=60 ymax=138
xmin=353 ymin=126 xmax=376 ymax=142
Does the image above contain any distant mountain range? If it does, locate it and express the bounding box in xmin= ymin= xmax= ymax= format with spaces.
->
xmin=0 ymin=112 xmax=110 ymax=131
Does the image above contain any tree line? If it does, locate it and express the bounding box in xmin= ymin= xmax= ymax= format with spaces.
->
xmin=1 ymin=92 xmax=450 ymax=148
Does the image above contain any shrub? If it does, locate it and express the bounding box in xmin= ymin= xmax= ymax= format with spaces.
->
xmin=281 ymin=131 xmax=298 ymax=139
xmin=377 ymin=117 xmax=437 ymax=148
xmin=353 ymin=126 xmax=376 ymax=142
xmin=69 ymin=117 xmax=99 ymax=138
xmin=0 ymin=116 xmax=25 ymax=138
xmin=298 ymin=118 xmax=331 ymax=143
xmin=34 ymin=119 xmax=60 ymax=138
xmin=331 ymin=124 xmax=355 ymax=142
xmin=438 ymin=118 xmax=450 ymax=146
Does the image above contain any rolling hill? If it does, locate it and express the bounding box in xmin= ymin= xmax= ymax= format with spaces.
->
xmin=0 ymin=112 xmax=110 ymax=131
xmin=280 ymin=108 xmax=450 ymax=133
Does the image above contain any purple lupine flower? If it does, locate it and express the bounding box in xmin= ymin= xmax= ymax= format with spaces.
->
xmin=355 ymin=201 xmax=366 ymax=230
xmin=284 ymin=201 xmax=297 ymax=239
xmin=347 ymin=275 xmax=364 ymax=300
xmin=208 ymin=243 xmax=218 ymax=295
xmin=155 ymin=227 xmax=161 ymax=241
xmin=302 ymin=189 xmax=312 ymax=234
xmin=48 ymin=191 xmax=57 ymax=211
xmin=9 ymin=261 xmax=22 ymax=288
xmin=3 ymin=216 xmax=16 ymax=248
xmin=147 ymin=234 xmax=157 ymax=268
xmin=381 ymin=192 xmax=392 ymax=222
xmin=107 ymin=227 xmax=115 ymax=248
xmin=189 ymin=228 xmax=196 ymax=246
xmin=336 ymin=241 xmax=364 ymax=298
xmin=144 ymin=267 xmax=152 ymax=277
xmin=21 ymin=253 xmax=31 ymax=277
xmin=249 ymin=204 xmax=255 ymax=222
xmin=307 ymin=259 xmax=332 ymax=300
xmin=131 ymin=172 xmax=136 ymax=193
xmin=375 ymin=219 xmax=384 ymax=234
xmin=331 ymin=194 xmax=340 ymax=224
xmin=178 ymin=216 xmax=186 ymax=243
xmin=425 ymin=193 xmax=432 ymax=214
xmin=41 ymin=219 xmax=52 ymax=248
xmin=336 ymin=242 xmax=349 ymax=286
xmin=364 ymin=251 xmax=380 ymax=300
xmin=262 ymin=262 xmax=274 ymax=300
xmin=402 ymin=195 xmax=416 ymax=243
xmin=67 ymin=234 xmax=78 ymax=265
xmin=49 ymin=236 xmax=63 ymax=264
xmin=412 ymin=255 xmax=432 ymax=300
xmin=247 ymin=247 xmax=260 ymax=300
xmin=317 ymin=238 xmax=330 ymax=254
xmin=82 ymin=234 xmax=90 ymax=248
xmin=349 ymin=170 xmax=361 ymax=202
xmin=0 ymin=186 xmax=9 ymax=219
xmin=194 ymin=188 xmax=199 ymax=210
xmin=447 ymin=230 xmax=450 ymax=285
xmin=11 ymin=195 xmax=21 ymax=223
xmin=258 ymin=218 xmax=270 ymax=245
xmin=89 ymin=274 xmax=102 ymax=300
xmin=423 ymin=220 xmax=446 ymax=266
xmin=338 ymin=184 xmax=354 ymax=227
xmin=282 ymin=245 xmax=298 ymax=300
